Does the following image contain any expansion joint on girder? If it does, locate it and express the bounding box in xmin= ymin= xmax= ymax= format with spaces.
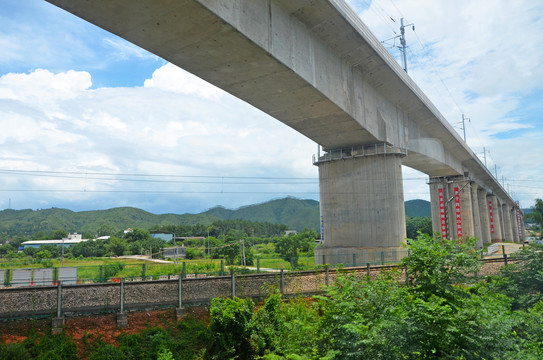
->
xmin=312 ymin=143 xmax=406 ymax=165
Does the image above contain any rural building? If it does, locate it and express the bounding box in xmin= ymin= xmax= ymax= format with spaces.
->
xmin=21 ymin=233 xmax=88 ymax=249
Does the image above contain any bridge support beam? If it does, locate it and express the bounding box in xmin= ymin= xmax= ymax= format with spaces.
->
xmin=477 ymin=187 xmax=492 ymax=245
xmin=470 ymin=182 xmax=483 ymax=249
xmin=511 ymin=207 xmax=520 ymax=243
xmin=502 ymin=203 xmax=514 ymax=242
xmin=447 ymin=177 xmax=475 ymax=242
xmin=488 ymin=195 xmax=503 ymax=242
xmin=429 ymin=176 xmax=476 ymax=243
xmin=314 ymin=144 xmax=406 ymax=265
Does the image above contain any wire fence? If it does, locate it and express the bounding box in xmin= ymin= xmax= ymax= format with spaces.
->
xmin=0 ymin=244 xmax=517 ymax=288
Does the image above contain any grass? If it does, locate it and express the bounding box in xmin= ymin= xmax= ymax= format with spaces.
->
xmin=0 ymin=253 xmax=319 ymax=284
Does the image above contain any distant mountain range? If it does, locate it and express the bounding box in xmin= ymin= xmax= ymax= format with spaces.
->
xmin=0 ymin=197 xmax=433 ymax=237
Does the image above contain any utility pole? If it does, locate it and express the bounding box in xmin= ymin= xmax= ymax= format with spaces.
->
xmin=483 ymin=147 xmax=487 ymax=167
xmin=461 ymin=114 xmax=470 ymax=142
xmin=399 ymin=18 xmax=414 ymax=72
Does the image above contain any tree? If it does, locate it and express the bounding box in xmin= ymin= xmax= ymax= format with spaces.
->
xmin=275 ymin=228 xmax=317 ymax=269
xmin=36 ymin=249 xmax=52 ymax=260
xmin=492 ymin=243 xmax=543 ymax=310
xmin=526 ymin=198 xmax=543 ymax=230
xmin=206 ymin=297 xmax=255 ymax=360
xmin=108 ymin=237 xmax=127 ymax=256
xmin=50 ymin=229 xmax=69 ymax=240
xmin=401 ymin=233 xmax=481 ymax=300
xmin=96 ymin=224 xmax=119 ymax=237
xmin=405 ymin=216 xmax=432 ymax=239
xmin=213 ymin=230 xmax=244 ymax=265
xmin=124 ymin=228 xmax=151 ymax=243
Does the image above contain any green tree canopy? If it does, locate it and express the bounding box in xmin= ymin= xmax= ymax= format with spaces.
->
xmin=274 ymin=228 xmax=317 ymax=269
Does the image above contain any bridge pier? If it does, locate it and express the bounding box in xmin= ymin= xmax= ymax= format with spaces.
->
xmin=488 ymin=195 xmax=503 ymax=242
xmin=314 ymin=144 xmax=406 ymax=265
xmin=502 ymin=203 xmax=514 ymax=242
xmin=511 ymin=207 xmax=520 ymax=243
xmin=477 ymin=187 xmax=492 ymax=245
xmin=429 ymin=176 xmax=477 ymax=243
xmin=470 ymin=183 xmax=483 ymax=248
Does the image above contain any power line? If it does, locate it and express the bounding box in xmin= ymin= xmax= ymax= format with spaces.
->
xmin=0 ymin=169 xmax=317 ymax=181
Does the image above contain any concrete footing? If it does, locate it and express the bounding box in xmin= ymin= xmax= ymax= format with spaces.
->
xmin=175 ymin=307 xmax=186 ymax=321
xmin=315 ymin=246 xmax=406 ymax=266
xmin=51 ymin=316 xmax=65 ymax=335
xmin=116 ymin=312 xmax=128 ymax=328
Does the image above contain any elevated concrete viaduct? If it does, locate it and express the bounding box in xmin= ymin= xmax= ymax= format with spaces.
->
xmin=46 ymin=0 xmax=524 ymax=264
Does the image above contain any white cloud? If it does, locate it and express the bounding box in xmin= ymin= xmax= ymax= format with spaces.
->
xmin=103 ymin=38 xmax=157 ymax=61
xmin=0 ymin=69 xmax=91 ymax=104
xmin=144 ymin=63 xmax=224 ymax=99
xmin=0 ymin=65 xmax=318 ymax=212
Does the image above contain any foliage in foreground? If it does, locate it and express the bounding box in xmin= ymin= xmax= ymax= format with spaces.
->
xmin=4 ymin=234 xmax=543 ymax=359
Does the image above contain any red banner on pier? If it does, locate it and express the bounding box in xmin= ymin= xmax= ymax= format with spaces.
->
xmin=489 ymin=200 xmax=495 ymax=234
xmin=438 ymin=188 xmax=446 ymax=239
xmin=454 ymin=187 xmax=463 ymax=242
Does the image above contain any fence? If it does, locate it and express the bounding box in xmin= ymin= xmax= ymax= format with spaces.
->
xmin=0 ymin=257 xmax=512 ymax=320
xmin=0 ymin=246 xmax=507 ymax=288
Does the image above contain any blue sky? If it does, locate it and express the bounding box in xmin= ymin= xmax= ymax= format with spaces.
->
xmin=0 ymin=0 xmax=542 ymax=214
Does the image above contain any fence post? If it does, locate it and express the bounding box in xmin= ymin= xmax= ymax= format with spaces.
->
xmin=182 ymin=262 xmax=186 ymax=278
xmin=176 ymin=276 xmax=185 ymax=320
xmin=51 ymin=281 xmax=64 ymax=335
xmin=366 ymin=263 xmax=371 ymax=277
xmin=231 ymin=269 xmax=236 ymax=299
xmin=380 ymin=251 xmax=385 ymax=265
xmin=352 ymin=253 xmax=356 ymax=267
xmin=280 ymin=269 xmax=285 ymax=296
xmin=5 ymin=269 xmax=10 ymax=287
xmin=325 ymin=266 xmax=329 ymax=286
xmin=220 ymin=260 xmax=224 ymax=276
xmin=504 ymin=253 xmax=508 ymax=266
xmin=322 ymin=254 xmax=326 ymax=265
xmin=142 ymin=264 xmax=146 ymax=279
xmin=120 ymin=278 xmax=125 ymax=314
xmin=99 ymin=265 xmax=103 ymax=283
xmin=257 ymin=258 xmax=260 ymax=273
xmin=117 ymin=278 xmax=128 ymax=328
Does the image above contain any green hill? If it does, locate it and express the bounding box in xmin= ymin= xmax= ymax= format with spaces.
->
xmin=404 ymin=199 xmax=431 ymax=218
xmin=0 ymin=198 xmax=431 ymax=238
xmin=205 ymin=197 xmax=320 ymax=231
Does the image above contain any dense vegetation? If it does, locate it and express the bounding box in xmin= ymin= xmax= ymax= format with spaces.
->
xmin=0 ymin=198 xmax=434 ymax=239
xmin=3 ymin=234 xmax=543 ymax=359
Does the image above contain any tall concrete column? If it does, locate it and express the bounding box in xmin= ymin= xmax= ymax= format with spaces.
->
xmin=429 ymin=177 xmax=447 ymax=237
xmin=470 ymin=182 xmax=483 ymax=249
xmin=477 ymin=187 xmax=492 ymax=245
xmin=447 ymin=177 xmax=475 ymax=242
xmin=502 ymin=203 xmax=514 ymax=242
xmin=314 ymin=144 xmax=406 ymax=265
xmin=498 ymin=200 xmax=506 ymax=241
xmin=511 ymin=207 xmax=520 ymax=243
xmin=488 ymin=195 xmax=503 ymax=242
